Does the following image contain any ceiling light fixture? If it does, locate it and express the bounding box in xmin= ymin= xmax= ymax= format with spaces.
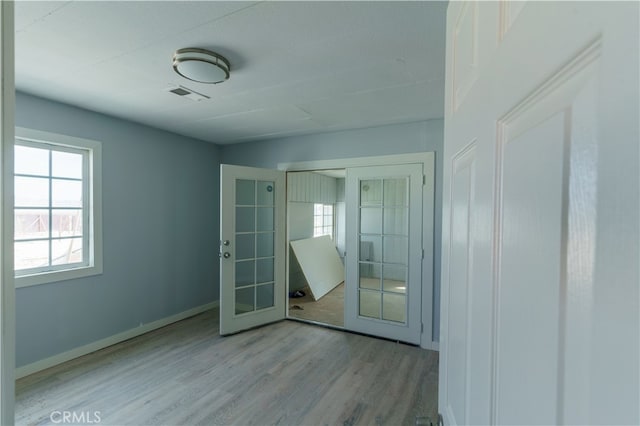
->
xmin=172 ymin=48 xmax=230 ymax=84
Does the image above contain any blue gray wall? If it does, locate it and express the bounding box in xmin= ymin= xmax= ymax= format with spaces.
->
xmin=221 ymin=120 xmax=444 ymax=340
xmin=15 ymin=92 xmax=221 ymax=367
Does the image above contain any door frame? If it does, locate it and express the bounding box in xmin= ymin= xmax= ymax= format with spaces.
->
xmin=0 ymin=1 xmax=15 ymax=423
xmin=279 ymin=153 xmax=437 ymax=350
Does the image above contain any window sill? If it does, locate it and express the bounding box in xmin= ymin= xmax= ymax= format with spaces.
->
xmin=15 ymin=264 xmax=103 ymax=288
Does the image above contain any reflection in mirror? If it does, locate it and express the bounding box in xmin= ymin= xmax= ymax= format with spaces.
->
xmin=359 ymin=290 xmax=381 ymax=319
xmin=383 ymin=264 xmax=407 ymax=293
xmin=360 ymin=179 xmax=382 ymax=206
xmin=360 ymin=208 xmax=382 ymax=234
xmin=382 ymin=293 xmax=406 ymax=323
xmin=359 ymin=262 xmax=381 ymax=290
xmin=383 ymin=178 xmax=408 ymax=207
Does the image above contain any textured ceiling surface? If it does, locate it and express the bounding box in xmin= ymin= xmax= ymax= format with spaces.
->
xmin=15 ymin=1 xmax=447 ymax=145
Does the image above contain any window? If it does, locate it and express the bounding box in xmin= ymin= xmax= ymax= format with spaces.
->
xmin=313 ymin=203 xmax=333 ymax=238
xmin=14 ymin=128 xmax=102 ymax=287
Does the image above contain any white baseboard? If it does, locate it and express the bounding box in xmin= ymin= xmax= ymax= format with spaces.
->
xmin=16 ymin=301 xmax=219 ymax=379
xmin=421 ymin=340 xmax=440 ymax=352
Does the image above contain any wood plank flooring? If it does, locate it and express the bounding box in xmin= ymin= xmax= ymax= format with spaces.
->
xmin=288 ymin=283 xmax=344 ymax=327
xmin=16 ymin=309 xmax=439 ymax=426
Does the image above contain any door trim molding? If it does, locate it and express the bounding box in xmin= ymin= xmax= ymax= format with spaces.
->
xmin=279 ymin=152 xmax=437 ymax=350
xmin=1 ymin=1 xmax=16 ymax=423
xmin=279 ymin=152 xmax=433 ymax=172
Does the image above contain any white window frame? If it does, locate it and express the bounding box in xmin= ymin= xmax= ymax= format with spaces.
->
xmin=14 ymin=128 xmax=103 ymax=287
xmin=313 ymin=202 xmax=334 ymax=239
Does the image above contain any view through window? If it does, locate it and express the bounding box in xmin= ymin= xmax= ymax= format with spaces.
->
xmin=313 ymin=203 xmax=333 ymax=238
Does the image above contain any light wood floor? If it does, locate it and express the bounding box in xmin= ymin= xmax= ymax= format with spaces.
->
xmin=16 ymin=309 xmax=439 ymax=426
xmin=288 ymin=281 xmax=407 ymax=327
xmin=289 ymin=283 xmax=345 ymax=327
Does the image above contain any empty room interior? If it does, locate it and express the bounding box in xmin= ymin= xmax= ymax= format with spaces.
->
xmin=1 ymin=1 xmax=639 ymax=425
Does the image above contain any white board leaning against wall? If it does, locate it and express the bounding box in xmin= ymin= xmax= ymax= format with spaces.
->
xmin=290 ymin=236 xmax=344 ymax=301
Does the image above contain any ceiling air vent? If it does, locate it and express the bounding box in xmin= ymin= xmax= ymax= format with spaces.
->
xmin=165 ymin=85 xmax=210 ymax=102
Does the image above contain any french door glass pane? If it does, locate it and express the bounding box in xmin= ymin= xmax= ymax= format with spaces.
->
xmin=383 ymin=208 xmax=408 ymax=235
xmin=234 ymin=178 xmax=276 ymax=315
xmin=256 ymin=258 xmax=274 ymax=284
xmin=383 ymin=236 xmax=408 ymax=264
xmin=383 ymin=179 xmax=408 ymax=207
xmin=235 ymin=207 xmax=255 ymax=233
xmin=256 ymin=207 xmax=274 ymax=231
xmin=256 ymin=232 xmax=274 ymax=257
xmin=382 ymin=293 xmax=406 ymax=323
xmin=360 ymin=208 xmax=382 ymax=234
xmin=236 ymin=180 xmax=255 ymax=205
xmin=359 ymin=235 xmax=381 ymax=262
xmin=235 ymin=287 xmax=255 ymax=315
xmin=256 ymin=283 xmax=274 ymax=310
xmin=357 ymin=176 xmax=409 ymax=324
xmin=235 ymin=234 xmax=255 ymax=260
xmin=235 ymin=260 xmax=254 ymax=287
xmin=256 ymin=181 xmax=274 ymax=206
xmin=360 ymin=179 xmax=382 ymax=206
xmin=359 ymin=263 xmax=381 ymax=290
xmin=383 ymin=264 xmax=407 ymax=293
xmin=359 ymin=291 xmax=381 ymax=318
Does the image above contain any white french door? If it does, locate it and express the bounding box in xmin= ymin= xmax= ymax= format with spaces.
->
xmin=219 ymin=165 xmax=286 ymax=335
xmin=439 ymin=2 xmax=639 ymax=425
xmin=344 ymin=164 xmax=423 ymax=344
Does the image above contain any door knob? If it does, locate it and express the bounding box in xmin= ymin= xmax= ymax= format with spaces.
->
xmin=223 ymin=252 xmax=231 ymax=259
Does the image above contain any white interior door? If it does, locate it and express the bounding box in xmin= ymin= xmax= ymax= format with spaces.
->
xmin=439 ymin=2 xmax=639 ymax=425
xmin=219 ymin=165 xmax=286 ymax=335
xmin=344 ymin=164 xmax=423 ymax=344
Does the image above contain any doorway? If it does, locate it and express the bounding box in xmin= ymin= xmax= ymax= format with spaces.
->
xmin=219 ymin=153 xmax=436 ymax=347
xmin=286 ymin=169 xmax=346 ymax=327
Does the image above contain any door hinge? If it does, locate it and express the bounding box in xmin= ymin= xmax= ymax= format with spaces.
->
xmin=422 ymin=249 xmax=425 ymax=259
xmin=421 ymin=323 xmax=424 ymax=333
xmin=422 ymin=174 xmax=426 ymax=185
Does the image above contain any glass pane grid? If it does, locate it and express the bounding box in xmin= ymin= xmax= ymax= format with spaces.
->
xmin=234 ymin=178 xmax=276 ymax=315
xmin=14 ymin=142 xmax=89 ymax=273
xmin=357 ymin=176 xmax=408 ymax=324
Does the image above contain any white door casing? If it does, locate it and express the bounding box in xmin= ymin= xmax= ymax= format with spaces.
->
xmin=219 ymin=165 xmax=286 ymax=335
xmin=344 ymin=164 xmax=423 ymax=344
xmin=0 ymin=1 xmax=15 ymax=423
xmin=439 ymin=2 xmax=639 ymax=425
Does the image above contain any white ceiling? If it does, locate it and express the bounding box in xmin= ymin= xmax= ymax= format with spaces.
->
xmin=15 ymin=1 xmax=447 ymax=145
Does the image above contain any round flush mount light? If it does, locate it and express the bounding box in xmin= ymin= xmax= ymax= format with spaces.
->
xmin=172 ymin=48 xmax=230 ymax=84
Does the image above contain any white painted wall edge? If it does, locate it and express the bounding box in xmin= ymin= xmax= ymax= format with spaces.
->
xmin=16 ymin=301 xmax=219 ymax=379
xmin=1 ymin=1 xmax=16 ymax=423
